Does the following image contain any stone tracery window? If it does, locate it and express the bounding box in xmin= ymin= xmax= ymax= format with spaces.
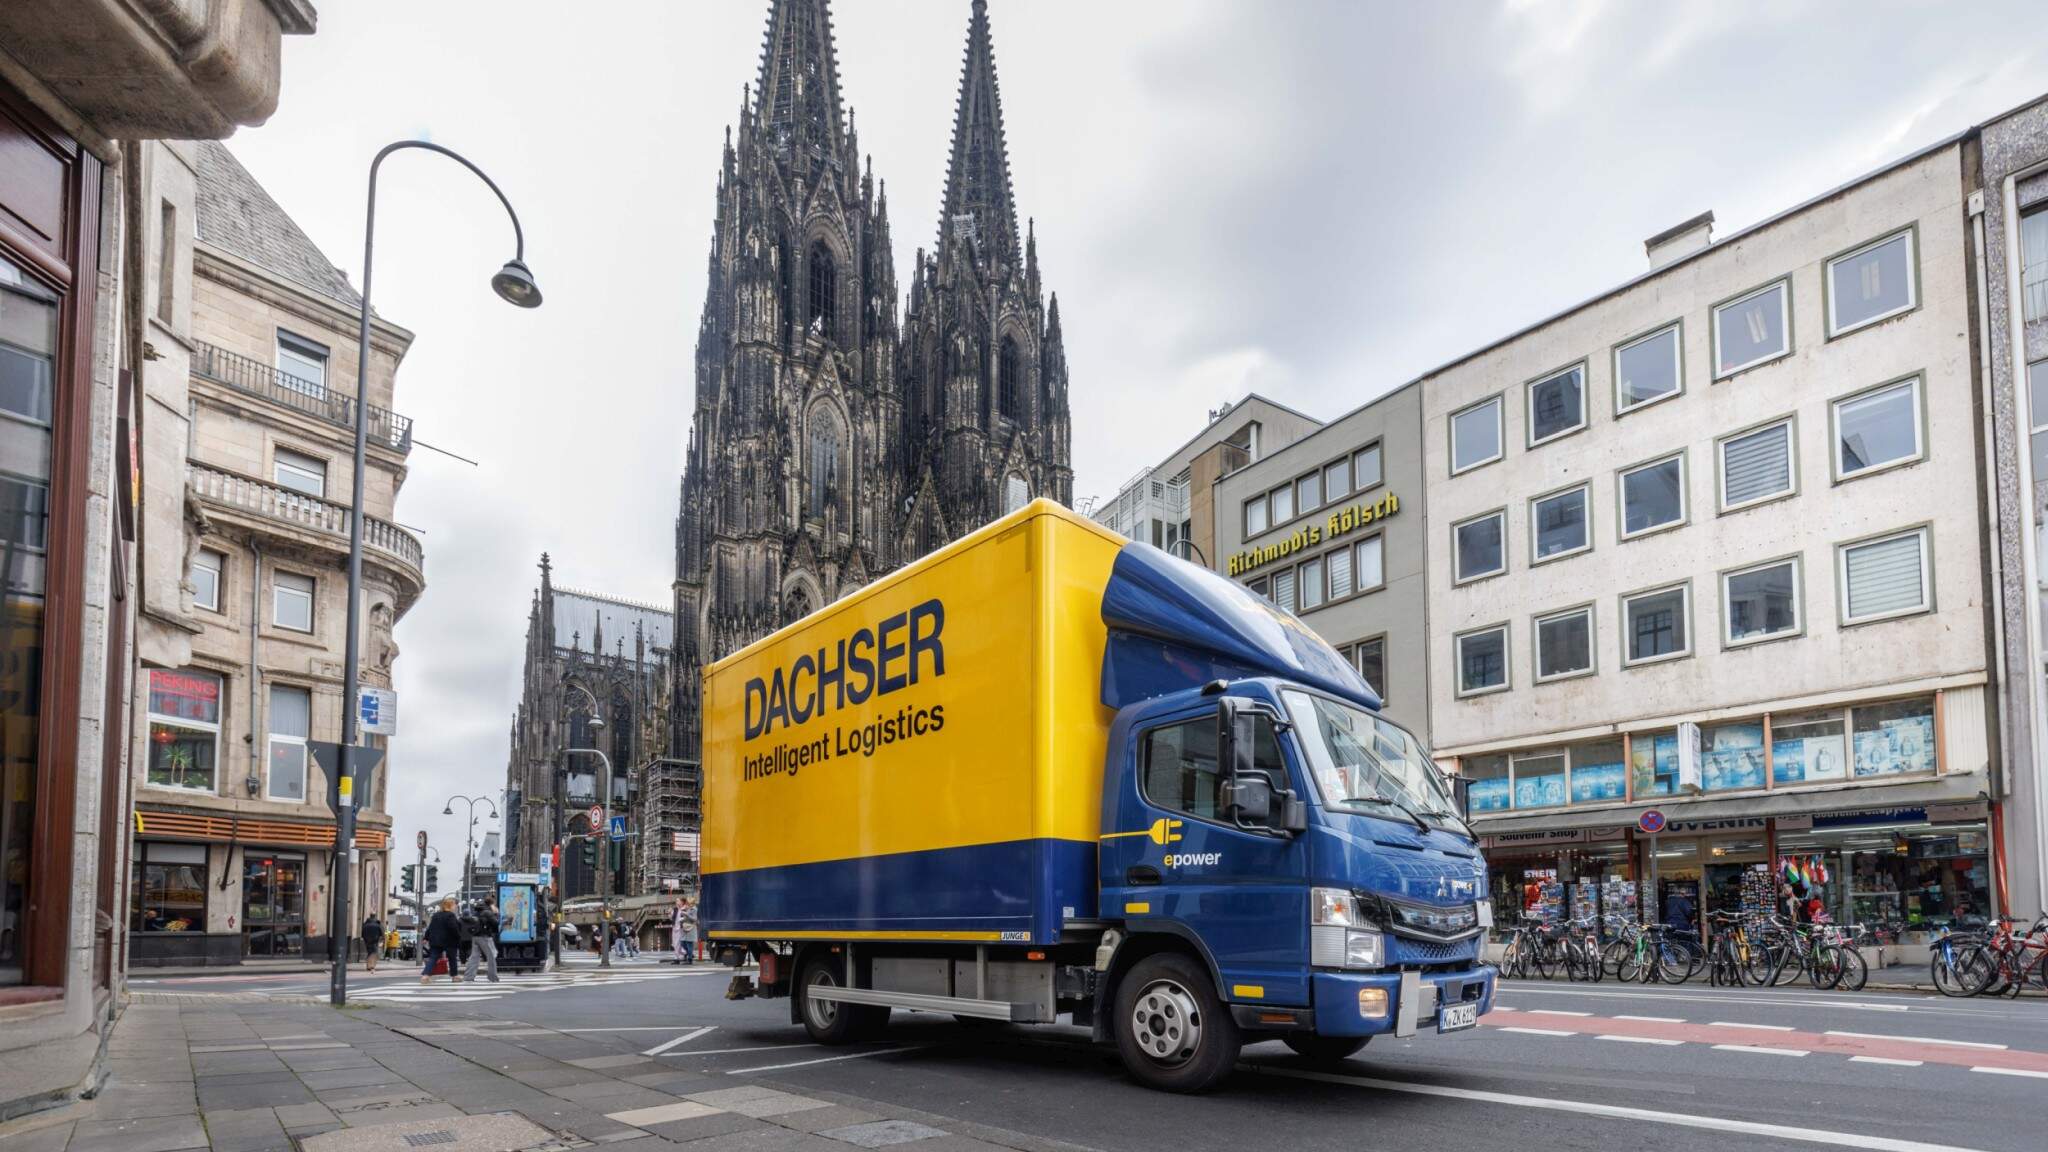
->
xmin=998 ymin=335 xmax=1022 ymax=421
xmin=807 ymin=408 xmax=841 ymax=519
xmin=807 ymin=240 xmax=837 ymax=337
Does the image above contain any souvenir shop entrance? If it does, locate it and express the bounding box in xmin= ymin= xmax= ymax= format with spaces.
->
xmin=1641 ymin=819 xmax=1774 ymax=940
xmin=1482 ymin=829 xmax=1637 ymax=939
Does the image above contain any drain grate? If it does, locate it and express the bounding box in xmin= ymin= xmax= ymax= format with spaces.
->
xmin=402 ymin=1133 xmax=457 ymax=1147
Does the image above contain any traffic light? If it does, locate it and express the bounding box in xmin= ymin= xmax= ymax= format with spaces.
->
xmin=611 ymin=839 xmax=625 ymax=872
xmin=400 ymin=864 xmax=416 ymax=892
xmin=424 ymin=865 xmax=439 ymax=893
xmin=580 ymin=840 xmax=596 ymax=867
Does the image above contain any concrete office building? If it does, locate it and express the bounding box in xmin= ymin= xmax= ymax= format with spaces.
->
xmin=1091 ymin=394 xmax=1320 ymax=565
xmin=1421 ymin=137 xmax=1997 ymax=958
xmin=1212 ymin=384 xmax=1429 ymax=737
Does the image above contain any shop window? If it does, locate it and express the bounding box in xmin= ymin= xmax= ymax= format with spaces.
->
xmin=1453 ymin=510 xmax=1505 ymax=582
xmin=1455 ymin=624 xmax=1509 ymax=696
xmin=1323 ymin=458 xmax=1350 ymax=502
xmin=1296 ymin=470 xmax=1321 ymax=514
xmin=272 ymin=447 xmax=327 ymax=498
xmin=146 ymin=669 xmax=221 ymax=793
xmin=1512 ymin=751 xmax=1566 ymax=808
xmin=1327 ymin=546 xmax=1353 ymax=599
xmin=1770 ymin=709 xmax=1847 ymax=785
xmin=1451 ymin=395 xmax=1503 ymax=474
xmin=1355 ymin=535 xmax=1385 ymax=592
xmin=1719 ymin=418 xmax=1794 ymax=511
xmin=1353 ymin=444 xmax=1383 ymax=491
xmin=267 ymin=685 xmax=310 ymax=802
xmin=1531 ymin=484 xmax=1590 ymax=562
xmin=1832 ymin=377 xmax=1923 ymax=479
xmin=1723 ymin=557 xmax=1800 ymax=645
xmin=1700 ymin=721 xmax=1766 ymax=792
xmin=273 ymin=570 xmax=314 ymax=632
xmin=1299 ymin=557 xmax=1325 ymax=611
xmin=1270 ymin=482 xmax=1295 ymax=525
xmin=1622 ymin=583 xmax=1689 ymax=665
xmin=1244 ymin=494 xmax=1268 ymax=537
xmin=1620 ymin=453 xmax=1685 ymax=537
xmin=1463 ymin=754 xmax=1510 ymax=813
xmin=1527 ymin=363 xmax=1586 ymax=445
xmin=1534 ymin=605 xmax=1593 ymax=681
xmin=1353 ymin=636 xmax=1385 ymax=700
xmin=1839 ymin=527 xmax=1929 ymax=624
xmin=1614 ymin=323 xmax=1682 ymax=412
xmin=191 ymin=548 xmax=224 ymax=612
xmin=131 ymin=842 xmax=206 ymax=933
xmin=1714 ymin=280 xmax=1790 ymax=377
xmin=1630 ymin=729 xmax=1679 ymax=797
xmin=1850 ymin=697 xmax=1936 ymax=777
xmin=1826 ymin=229 xmax=1916 ymax=336
xmin=1568 ymin=740 xmax=1626 ymax=803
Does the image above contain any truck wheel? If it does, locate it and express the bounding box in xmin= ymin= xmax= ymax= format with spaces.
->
xmin=1280 ymin=1034 xmax=1368 ymax=1063
xmin=798 ymin=955 xmax=887 ymax=1044
xmin=1113 ymin=953 xmax=1241 ymax=1093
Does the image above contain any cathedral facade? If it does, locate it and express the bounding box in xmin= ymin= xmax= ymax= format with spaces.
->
xmin=671 ymin=0 xmax=1073 ymax=765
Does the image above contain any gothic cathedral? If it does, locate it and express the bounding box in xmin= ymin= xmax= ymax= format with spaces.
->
xmin=671 ymin=0 xmax=1072 ymax=762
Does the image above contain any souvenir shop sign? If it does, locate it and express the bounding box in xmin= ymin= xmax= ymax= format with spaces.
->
xmin=1663 ymin=816 xmax=1768 ymax=835
xmin=1484 ymin=828 xmax=1588 ymax=848
xmin=1773 ymin=803 xmax=1984 ymax=832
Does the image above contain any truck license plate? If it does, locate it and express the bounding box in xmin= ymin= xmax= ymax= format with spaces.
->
xmin=1438 ymin=1001 xmax=1478 ymax=1033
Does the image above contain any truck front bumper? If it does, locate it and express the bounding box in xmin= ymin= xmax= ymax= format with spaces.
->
xmin=1309 ymin=964 xmax=1495 ymax=1038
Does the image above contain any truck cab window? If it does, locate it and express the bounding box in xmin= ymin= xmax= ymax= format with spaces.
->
xmin=1141 ymin=711 xmax=1282 ymax=823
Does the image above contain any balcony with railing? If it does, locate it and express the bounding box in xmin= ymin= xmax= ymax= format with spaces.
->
xmin=187 ymin=463 xmax=425 ymax=587
xmin=192 ymin=340 xmax=414 ymax=454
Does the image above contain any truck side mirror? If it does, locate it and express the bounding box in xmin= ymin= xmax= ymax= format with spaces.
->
xmin=1221 ymin=774 xmax=1273 ymax=825
xmin=1276 ymin=793 xmax=1308 ymax=833
xmin=1452 ymin=775 xmax=1472 ymax=821
xmin=1215 ymin=697 xmax=1255 ymax=781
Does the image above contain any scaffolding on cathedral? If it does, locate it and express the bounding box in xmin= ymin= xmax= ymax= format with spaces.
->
xmin=636 ymin=757 xmax=702 ymax=895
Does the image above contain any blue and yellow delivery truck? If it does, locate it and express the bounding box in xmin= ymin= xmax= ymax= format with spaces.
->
xmin=703 ymin=500 xmax=1494 ymax=1091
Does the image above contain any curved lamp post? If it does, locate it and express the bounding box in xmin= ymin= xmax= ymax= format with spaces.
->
xmin=442 ymin=794 xmax=498 ymax=908
xmin=561 ymin=683 xmax=614 ymax=967
xmin=330 ymin=141 xmax=541 ymax=1006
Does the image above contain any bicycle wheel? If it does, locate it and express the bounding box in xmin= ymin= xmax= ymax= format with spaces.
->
xmin=1932 ymin=945 xmax=1991 ymax=997
xmin=1836 ymin=945 xmax=1868 ymax=992
xmin=1740 ymin=944 xmax=1776 ymax=987
xmin=1807 ymin=945 xmax=1845 ymax=991
xmin=1531 ymin=940 xmax=1555 ymax=981
xmin=1656 ymin=941 xmax=1695 ymax=985
xmin=1615 ymin=943 xmax=1647 ymax=983
xmin=1601 ymin=939 xmax=1628 ymax=978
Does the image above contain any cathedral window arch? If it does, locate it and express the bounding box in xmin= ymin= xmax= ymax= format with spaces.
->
xmin=998 ymin=334 xmax=1022 ymax=421
xmin=807 ymin=407 xmax=842 ymax=520
xmin=807 ymin=239 xmax=837 ymax=338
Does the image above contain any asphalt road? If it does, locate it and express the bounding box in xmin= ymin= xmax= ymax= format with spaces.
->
xmin=133 ymin=959 xmax=2048 ymax=1152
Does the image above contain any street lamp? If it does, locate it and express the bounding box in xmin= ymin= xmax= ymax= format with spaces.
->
xmin=562 ymin=682 xmax=615 ymax=967
xmin=443 ymin=793 xmax=498 ymax=906
xmin=330 ymin=140 xmax=539 ymax=1006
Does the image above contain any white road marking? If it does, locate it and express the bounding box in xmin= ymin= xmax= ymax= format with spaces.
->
xmin=1257 ymin=1065 xmax=1988 ymax=1152
xmin=1595 ymin=1035 xmax=1683 ymax=1045
xmin=1711 ymin=1044 xmax=1808 ymax=1056
xmin=726 ymin=1046 xmax=925 ymax=1074
xmin=684 ymin=1043 xmax=823 ymax=1056
xmin=644 ymin=1026 xmax=717 ymax=1056
xmin=1527 ymin=1010 xmax=1593 ymax=1017
xmin=561 ymin=1026 xmax=696 ymax=1033
xmin=1613 ymin=1015 xmax=1685 ymax=1023
xmin=1709 ymin=1021 xmax=1795 ymax=1031
xmin=1850 ymin=1057 xmax=1924 ymax=1067
xmin=1824 ymin=1030 xmax=2006 ymax=1050
xmin=1498 ymin=1026 xmax=1577 ymax=1037
xmin=1970 ymin=1066 xmax=2048 ymax=1080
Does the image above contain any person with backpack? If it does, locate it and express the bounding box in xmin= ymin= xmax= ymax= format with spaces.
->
xmin=463 ymin=896 xmax=502 ymax=982
xmin=360 ymin=911 xmax=385 ymax=973
xmin=421 ymin=898 xmax=462 ymax=984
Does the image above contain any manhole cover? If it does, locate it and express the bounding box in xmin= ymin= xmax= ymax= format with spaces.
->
xmin=403 ymin=1134 xmax=457 ymax=1147
xmin=303 ymin=1113 xmax=554 ymax=1152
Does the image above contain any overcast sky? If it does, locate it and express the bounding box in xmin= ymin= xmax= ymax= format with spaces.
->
xmin=225 ymin=0 xmax=2045 ymax=890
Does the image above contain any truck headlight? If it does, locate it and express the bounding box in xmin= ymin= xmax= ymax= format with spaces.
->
xmin=1344 ymin=928 xmax=1384 ymax=968
xmin=1310 ymin=888 xmax=1384 ymax=970
xmin=1311 ymin=887 xmax=1361 ymax=927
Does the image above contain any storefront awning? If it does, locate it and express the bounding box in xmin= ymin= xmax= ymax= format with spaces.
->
xmin=1470 ymin=774 xmax=1992 ymax=837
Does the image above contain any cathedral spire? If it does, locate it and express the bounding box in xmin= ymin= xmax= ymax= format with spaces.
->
xmin=937 ymin=0 xmax=1020 ymax=262
xmin=755 ymin=0 xmax=848 ymax=176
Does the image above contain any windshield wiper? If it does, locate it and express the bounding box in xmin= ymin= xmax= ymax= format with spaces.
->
xmin=1345 ymin=793 xmax=1429 ymax=832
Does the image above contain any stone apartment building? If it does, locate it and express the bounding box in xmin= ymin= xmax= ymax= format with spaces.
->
xmin=126 ymin=141 xmax=420 ymax=967
xmin=0 ymin=0 xmax=315 ymax=1115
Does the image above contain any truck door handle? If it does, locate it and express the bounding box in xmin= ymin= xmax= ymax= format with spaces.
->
xmin=1126 ymin=865 xmax=1162 ymax=887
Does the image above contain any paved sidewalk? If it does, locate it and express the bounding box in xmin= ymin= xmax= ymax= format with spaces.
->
xmin=0 ymin=999 xmax=1055 ymax=1152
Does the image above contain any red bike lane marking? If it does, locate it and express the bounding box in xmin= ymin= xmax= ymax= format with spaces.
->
xmin=1483 ymin=1008 xmax=2048 ymax=1074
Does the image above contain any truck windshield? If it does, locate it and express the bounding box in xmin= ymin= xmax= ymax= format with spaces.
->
xmin=1281 ymin=690 xmax=1464 ymax=833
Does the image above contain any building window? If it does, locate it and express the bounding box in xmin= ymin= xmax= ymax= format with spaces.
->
xmin=1623 ymin=583 xmax=1690 ymax=665
xmin=1453 ymin=509 xmax=1505 ymax=583
xmin=1530 ymin=484 xmax=1590 ymax=563
xmin=2028 ymin=361 xmax=2048 ymax=481
xmin=267 ymin=685 xmax=310 ymax=802
xmin=1004 ymin=473 xmax=1029 ymax=514
xmin=1826 ymin=229 xmax=1916 ymax=336
xmin=131 ymin=842 xmax=207 ymax=934
xmin=1832 ymin=377 xmax=1923 ymax=479
xmin=1719 ymin=418 xmax=1795 ymax=511
xmin=1299 ymin=557 xmax=1325 ymax=610
xmin=1244 ymin=494 xmax=1268 ymax=537
xmin=1353 ymin=444 xmax=1383 ymax=491
xmin=1770 ymin=710 xmax=1847 ymax=785
xmin=1355 ymin=535 xmax=1385 ymax=591
xmin=1619 ymin=452 xmax=1686 ymax=538
xmin=1534 ymin=605 xmax=1593 ymax=681
xmin=1463 ymin=754 xmax=1510 ymax=813
xmin=1614 ymin=323 xmax=1682 ymax=413
xmin=1455 ymin=624 xmax=1509 ymax=696
xmin=1714 ymin=280 xmax=1791 ymax=377
xmin=1450 ymin=395 xmax=1503 ymax=474
xmin=807 ymin=409 xmax=840 ymax=518
xmin=156 ymin=201 xmax=178 ymax=325
xmin=273 ymin=570 xmax=314 ymax=633
xmin=1527 ymin=364 xmax=1586 ymax=446
xmin=1296 ymin=470 xmax=1322 ymax=514
xmin=1848 ymin=697 xmax=1937 ymax=777
xmin=1723 ymin=557 xmax=1800 ymax=645
xmin=1327 ymin=545 xmax=1353 ymax=599
xmin=1701 ymin=721 xmax=1767 ymax=792
xmin=1244 ymin=575 xmax=1269 ymax=601
xmin=1839 ymin=527 xmax=1930 ymax=624
xmin=2023 ymin=208 xmax=2048 ymax=324
xmin=1568 ymin=739 xmax=1627 ymax=803
xmin=1273 ymin=566 xmax=1297 ymax=614
xmin=1352 ymin=636 xmax=1385 ymax=700
xmin=191 ymin=548 xmax=224 ymax=612
xmin=1323 ymin=458 xmax=1350 ymax=503
xmin=1270 ymin=481 xmax=1295 ymax=525
xmin=807 ymin=239 xmax=837 ymax=335
xmin=1511 ymin=751 xmax=1567 ymax=808
xmin=272 ymin=448 xmax=327 ymax=499
xmin=275 ymin=330 xmax=328 ymax=395
xmin=998 ymin=335 xmax=1022 ymax=421
xmin=146 ymin=669 xmax=221 ymax=792
xmin=1630 ymin=729 xmax=1679 ymax=797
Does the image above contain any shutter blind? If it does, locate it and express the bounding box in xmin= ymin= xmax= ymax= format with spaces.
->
xmin=1274 ymin=568 xmax=1296 ymax=613
xmin=1723 ymin=423 xmax=1791 ymax=505
xmin=1327 ymin=548 xmax=1353 ymax=599
xmin=1845 ymin=532 xmax=1925 ymax=619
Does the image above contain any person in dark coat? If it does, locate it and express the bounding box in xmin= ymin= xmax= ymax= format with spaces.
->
xmin=360 ymin=912 xmax=385 ymax=973
xmin=421 ymin=897 xmax=463 ymax=983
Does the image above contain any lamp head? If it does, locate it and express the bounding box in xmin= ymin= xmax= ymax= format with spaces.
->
xmin=492 ymin=259 xmax=542 ymax=308
xmin=587 ymin=714 xmax=606 ymax=732
xmin=442 ymin=805 xmax=454 ymax=816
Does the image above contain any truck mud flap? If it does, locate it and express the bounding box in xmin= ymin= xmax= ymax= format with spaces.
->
xmin=1394 ymin=970 xmax=1422 ymax=1038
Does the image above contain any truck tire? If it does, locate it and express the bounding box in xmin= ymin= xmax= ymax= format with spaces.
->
xmin=1113 ymin=953 xmax=1241 ymax=1093
xmin=798 ymin=954 xmax=888 ymax=1044
xmin=1280 ymin=1034 xmax=1368 ymax=1063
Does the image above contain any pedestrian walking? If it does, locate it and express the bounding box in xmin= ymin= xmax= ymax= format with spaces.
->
xmin=463 ymin=896 xmax=502 ymax=982
xmin=673 ymin=898 xmax=697 ymax=965
xmin=360 ymin=911 xmax=385 ymax=973
xmin=421 ymin=898 xmax=463 ymax=984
